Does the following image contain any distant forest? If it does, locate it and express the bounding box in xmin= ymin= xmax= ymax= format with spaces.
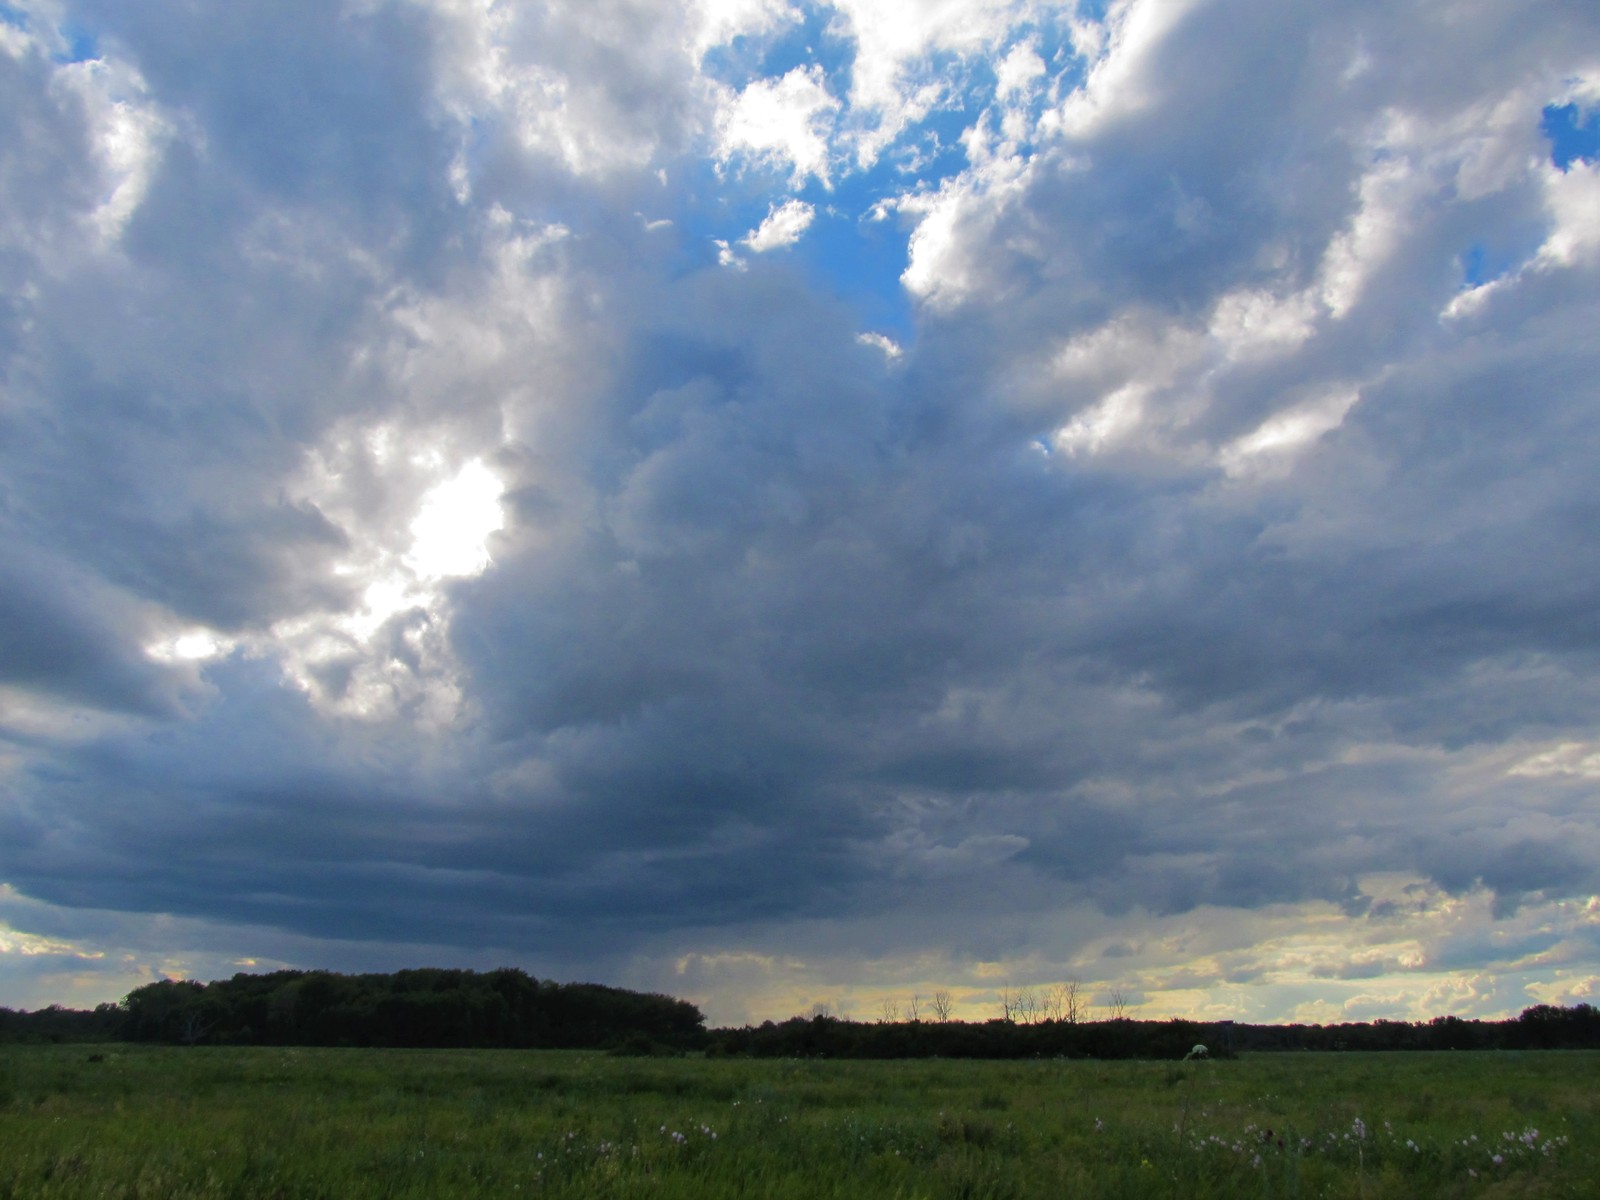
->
xmin=0 ymin=969 xmax=704 ymax=1053
xmin=4 ymin=969 xmax=1600 ymax=1058
xmin=706 ymin=1003 xmax=1600 ymax=1058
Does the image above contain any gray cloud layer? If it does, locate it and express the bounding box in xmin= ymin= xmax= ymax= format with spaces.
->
xmin=2 ymin=0 xmax=1599 ymax=1018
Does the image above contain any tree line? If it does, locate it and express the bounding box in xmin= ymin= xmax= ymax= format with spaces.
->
xmin=5 ymin=971 xmax=1599 ymax=1058
xmin=709 ymin=1013 xmax=1216 ymax=1060
xmin=705 ymin=1003 xmax=1600 ymax=1058
xmin=0 ymin=968 xmax=704 ymax=1051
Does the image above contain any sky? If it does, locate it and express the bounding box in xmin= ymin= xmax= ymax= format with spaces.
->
xmin=2 ymin=0 xmax=1600 ymax=1029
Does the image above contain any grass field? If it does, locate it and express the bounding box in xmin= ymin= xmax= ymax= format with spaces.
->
xmin=2 ymin=1044 xmax=1596 ymax=1198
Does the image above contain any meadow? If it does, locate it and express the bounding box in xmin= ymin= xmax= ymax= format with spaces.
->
xmin=1 ymin=1044 xmax=1595 ymax=1198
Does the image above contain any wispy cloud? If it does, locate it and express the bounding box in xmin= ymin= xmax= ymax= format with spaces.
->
xmin=742 ymin=198 xmax=815 ymax=252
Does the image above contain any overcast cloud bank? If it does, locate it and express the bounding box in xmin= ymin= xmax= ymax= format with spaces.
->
xmin=2 ymin=0 xmax=1600 ymax=1025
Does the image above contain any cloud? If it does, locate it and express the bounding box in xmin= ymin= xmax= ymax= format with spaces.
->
xmin=690 ymin=0 xmax=803 ymax=59
xmin=715 ymin=64 xmax=839 ymax=186
xmin=826 ymin=0 xmax=1043 ymax=165
xmin=3 ymin=0 xmax=1600 ymax=1026
xmin=856 ymin=330 xmax=903 ymax=359
xmin=420 ymin=0 xmax=725 ymax=180
xmin=741 ymin=197 xmax=816 ymax=251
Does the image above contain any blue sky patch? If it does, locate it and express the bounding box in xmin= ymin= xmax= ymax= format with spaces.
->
xmin=701 ymin=3 xmax=842 ymax=91
xmin=756 ymin=6 xmax=841 ymax=84
xmin=1541 ymin=102 xmax=1600 ymax=170
xmin=667 ymin=155 xmax=915 ymax=341
xmin=795 ymin=201 xmax=915 ymax=341
xmin=1460 ymin=242 xmax=1517 ymax=288
xmin=55 ymin=19 xmax=99 ymax=63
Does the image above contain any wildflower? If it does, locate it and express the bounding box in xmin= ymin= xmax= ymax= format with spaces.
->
xmin=1492 ymin=1154 xmax=1504 ymax=1165
xmin=1351 ymin=1117 xmax=1368 ymax=1140
xmin=1094 ymin=1118 xmax=1104 ymax=1133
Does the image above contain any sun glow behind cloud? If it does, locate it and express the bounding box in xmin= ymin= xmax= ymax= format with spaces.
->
xmin=406 ymin=459 xmax=506 ymax=581
xmin=258 ymin=443 xmax=507 ymax=721
xmin=145 ymin=628 xmax=234 ymax=664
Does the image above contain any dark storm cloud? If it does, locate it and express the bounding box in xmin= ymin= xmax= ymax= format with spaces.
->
xmin=2 ymin=659 xmax=870 ymax=950
xmin=0 ymin=552 xmax=175 ymax=714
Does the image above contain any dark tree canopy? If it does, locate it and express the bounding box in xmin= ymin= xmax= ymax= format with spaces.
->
xmin=702 ymin=1004 xmax=1600 ymax=1059
xmin=109 ymin=968 xmax=704 ymax=1050
xmin=6 ymin=981 xmax=1599 ymax=1060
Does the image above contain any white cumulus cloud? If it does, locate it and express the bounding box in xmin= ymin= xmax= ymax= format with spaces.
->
xmin=715 ymin=65 xmax=840 ymax=185
xmin=741 ymin=197 xmax=815 ymax=252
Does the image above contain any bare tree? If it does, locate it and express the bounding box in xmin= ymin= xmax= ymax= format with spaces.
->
xmin=1107 ymin=987 xmax=1129 ymax=1021
xmin=1017 ymin=986 xmax=1041 ymax=1024
xmin=879 ymin=998 xmax=901 ymax=1024
xmin=999 ymin=988 xmax=1018 ymax=1022
xmin=931 ymin=989 xmax=954 ymax=1022
xmin=1044 ymin=980 xmax=1082 ymax=1024
xmin=906 ymin=994 xmax=922 ymax=1023
xmin=1061 ymin=979 xmax=1082 ymax=1024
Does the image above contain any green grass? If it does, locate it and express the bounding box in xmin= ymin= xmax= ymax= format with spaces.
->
xmin=2 ymin=1045 xmax=1596 ymax=1197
